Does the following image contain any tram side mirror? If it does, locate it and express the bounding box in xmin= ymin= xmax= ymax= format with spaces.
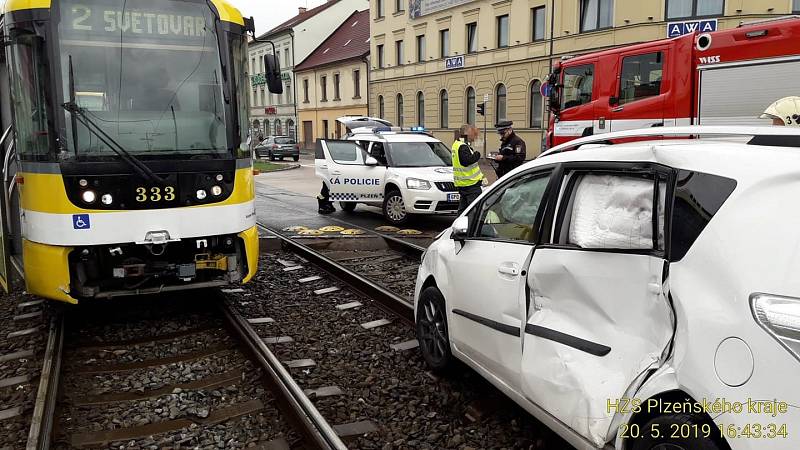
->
xmin=451 ymin=216 xmax=469 ymax=241
xmin=264 ymin=54 xmax=283 ymax=94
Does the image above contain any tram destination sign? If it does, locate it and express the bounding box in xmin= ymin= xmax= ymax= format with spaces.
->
xmin=409 ymin=0 xmax=476 ymax=19
xmin=61 ymin=0 xmax=212 ymax=44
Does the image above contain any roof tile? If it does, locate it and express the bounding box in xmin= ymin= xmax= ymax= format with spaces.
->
xmin=294 ymin=9 xmax=370 ymax=71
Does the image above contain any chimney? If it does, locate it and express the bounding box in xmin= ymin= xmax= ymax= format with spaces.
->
xmin=298 ymin=7 xmax=307 ymax=14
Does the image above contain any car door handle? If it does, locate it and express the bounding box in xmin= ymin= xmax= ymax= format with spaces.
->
xmin=497 ymin=263 xmax=520 ymax=277
xmin=330 ymin=170 xmax=342 ymax=176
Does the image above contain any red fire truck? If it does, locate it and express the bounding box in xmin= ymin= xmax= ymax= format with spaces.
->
xmin=546 ymin=16 xmax=800 ymax=147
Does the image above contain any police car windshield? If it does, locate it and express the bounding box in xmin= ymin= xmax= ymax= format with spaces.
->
xmin=57 ymin=0 xmax=229 ymax=158
xmin=388 ymin=142 xmax=452 ymax=167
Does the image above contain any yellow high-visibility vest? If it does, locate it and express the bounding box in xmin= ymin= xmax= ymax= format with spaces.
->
xmin=451 ymin=139 xmax=484 ymax=187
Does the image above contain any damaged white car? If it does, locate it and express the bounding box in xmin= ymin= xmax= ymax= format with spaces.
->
xmin=414 ymin=127 xmax=800 ymax=450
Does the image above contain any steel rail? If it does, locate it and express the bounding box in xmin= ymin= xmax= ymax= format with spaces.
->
xmin=26 ymin=313 xmax=64 ymax=450
xmin=259 ymin=224 xmax=415 ymax=324
xmin=218 ymin=299 xmax=347 ymax=450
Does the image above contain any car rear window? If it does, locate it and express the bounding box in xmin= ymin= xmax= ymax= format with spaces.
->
xmin=275 ymin=137 xmax=294 ymax=144
xmin=670 ymin=170 xmax=737 ymax=261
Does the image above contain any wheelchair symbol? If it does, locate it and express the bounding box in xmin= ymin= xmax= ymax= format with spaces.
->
xmin=72 ymin=214 xmax=91 ymax=230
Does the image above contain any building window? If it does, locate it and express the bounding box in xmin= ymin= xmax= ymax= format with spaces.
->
xmin=287 ymin=119 xmax=295 ymax=139
xmin=497 ymin=15 xmax=509 ymax=48
xmin=260 ymin=88 xmax=265 ymax=107
xmin=264 ymin=119 xmax=270 ymax=136
xmin=353 ymin=70 xmax=361 ymax=98
xmin=251 ymin=57 xmax=256 ymax=73
xmin=395 ymin=0 xmax=404 ymax=13
xmin=303 ymin=79 xmax=309 ymax=103
xmin=795 ymin=0 xmax=800 ymax=13
xmin=275 ymin=119 xmax=283 ymax=136
xmin=377 ymin=44 xmax=385 ymax=68
xmin=323 ymin=119 xmax=329 ymax=139
xmin=377 ymin=0 xmax=384 ymax=18
xmin=321 ymin=75 xmax=327 ymax=101
xmin=580 ymin=0 xmax=613 ymax=32
xmin=667 ymin=0 xmax=724 ymax=19
xmin=416 ymin=35 xmax=426 ymax=62
xmin=440 ymin=90 xmax=449 ymax=128
xmin=333 ymin=73 xmax=341 ymax=100
xmin=618 ymin=52 xmax=663 ymax=104
xmin=532 ymin=6 xmax=545 ymax=41
xmin=396 ymin=40 xmax=404 ymax=65
xmin=284 ymin=49 xmax=290 ymax=67
xmin=378 ymin=95 xmax=385 ymax=118
xmin=259 ymin=56 xmax=264 ymax=72
xmin=466 ymin=87 xmax=476 ymax=125
xmin=397 ymin=94 xmax=404 ymax=127
xmin=287 ymin=84 xmax=292 ymax=103
xmin=529 ymin=80 xmax=543 ymax=128
xmin=466 ymin=22 xmax=478 ymax=54
xmin=417 ymin=91 xmax=425 ymax=126
xmin=495 ymin=84 xmax=507 ymax=123
xmin=440 ymin=29 xmax=450 ymax=57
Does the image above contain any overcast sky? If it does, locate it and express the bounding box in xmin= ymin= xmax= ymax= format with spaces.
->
xmin=228 ymin=0 xmax=329 ymax=35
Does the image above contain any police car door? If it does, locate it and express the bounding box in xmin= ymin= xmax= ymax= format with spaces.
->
xmin=317 ymin=140 xmax=380 ymax=203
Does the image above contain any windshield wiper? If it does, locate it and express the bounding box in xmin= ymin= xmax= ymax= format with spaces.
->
xmin=62 ymin=102 xmax=166 ymax=186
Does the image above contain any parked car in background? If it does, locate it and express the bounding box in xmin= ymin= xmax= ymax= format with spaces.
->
xmin=415 ymin=126 xmax=800 ymax=450
xmin=256 ymin=136 xmax=300 ymax=161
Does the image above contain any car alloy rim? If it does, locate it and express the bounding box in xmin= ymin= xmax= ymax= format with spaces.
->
xmin=386 ymin=195 xmax=405 ymax=221
xmin=419 ymin=298 xmax=447 ymax=362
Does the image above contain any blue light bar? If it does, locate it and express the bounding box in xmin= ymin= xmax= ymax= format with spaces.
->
xmin=411 ymin=126 xmax=427 ymax=132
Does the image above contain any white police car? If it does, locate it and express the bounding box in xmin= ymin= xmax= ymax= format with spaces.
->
xmin=315 ymin=124 xmax=459 ymax=225
xmin=415 ymin=126 xmax=800 ymax=450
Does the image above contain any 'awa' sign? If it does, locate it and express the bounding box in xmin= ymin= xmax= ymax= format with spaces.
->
xmin=667 ymin=18 xmax=717 ymax=38
xmin=445 ymin=55 xmax=465 ymax=70
xmin=409 ymin=0 xmax=476 ymax=19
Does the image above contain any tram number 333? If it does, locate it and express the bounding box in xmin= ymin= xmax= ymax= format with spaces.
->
xmin=136 ymin=187 xmax=176 ymax=202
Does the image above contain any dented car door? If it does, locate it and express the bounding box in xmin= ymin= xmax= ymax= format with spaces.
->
xmin=520 ymin=168 xmax=675 ymax=447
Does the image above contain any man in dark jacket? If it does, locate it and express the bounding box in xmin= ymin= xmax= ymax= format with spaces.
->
xmin=451 ymin=124 xmax=485 ymax=214
xmin=491 ymin=120 xmax=527 ymax=178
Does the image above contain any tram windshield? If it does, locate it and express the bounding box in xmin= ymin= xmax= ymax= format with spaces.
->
xmin=58 ymin=0 xmax=232 ymax=158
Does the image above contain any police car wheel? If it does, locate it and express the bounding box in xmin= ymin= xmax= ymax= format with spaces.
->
xmin=293 ymin=155 xmax=300 ymax=162
xmin=630 ymin=414 xmax=723 ymax=450
xmin=340 ymin=202 xmax=357 ymax=212
xmin=416 ymin=287 xmax=453 ymax=372
xmin=382 ymin=190 xmax=408 ymax=225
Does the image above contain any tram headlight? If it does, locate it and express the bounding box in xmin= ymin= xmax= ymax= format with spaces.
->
xmin=215 ymin=174 xmax=224 ymax=182
xmin=78 ymin=179 xmax=89 ymax=187
xmin=82 ymin=190 xmax=97 ymax=204
xmin=211 ymin=185 xmax=223 ymax=196
xmin=101 ymin=194 xmax=113 ymax=205
xmin=196 ymin=189 xmax=208 ymax=200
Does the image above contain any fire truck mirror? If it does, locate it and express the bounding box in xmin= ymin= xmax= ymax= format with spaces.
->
xmin=609 ymin=96 xmax=620 ymax=106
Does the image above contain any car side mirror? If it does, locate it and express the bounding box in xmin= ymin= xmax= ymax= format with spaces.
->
xmin=264 ymin=54 xmax=283 ymax=94
xmin=365 ymin=156 xmax=379 ymax=166
xmin=451 ymin=216 xmax=469 ymax=241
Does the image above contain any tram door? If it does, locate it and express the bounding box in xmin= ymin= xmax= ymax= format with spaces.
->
xmin=0 ymin=39 xmax=16 ymax=293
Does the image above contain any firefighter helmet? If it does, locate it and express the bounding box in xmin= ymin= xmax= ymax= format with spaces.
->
xmin=760 ymin=96 xmax=800 ymax=127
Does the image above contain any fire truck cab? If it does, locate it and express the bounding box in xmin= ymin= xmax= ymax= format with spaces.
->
xmin=547 ymin=16 xmax=800 ymax=147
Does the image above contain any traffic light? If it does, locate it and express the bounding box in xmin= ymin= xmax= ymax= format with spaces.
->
xmin=477 ymin=102 xmax=485 ymax=116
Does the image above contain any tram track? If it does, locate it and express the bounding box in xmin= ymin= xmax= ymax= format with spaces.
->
xmin=27 ymin=293 xmax=346 ymax=450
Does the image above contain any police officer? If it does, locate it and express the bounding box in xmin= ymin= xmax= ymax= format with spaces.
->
xmin=491 ymin=120 xmax=527 ymax=178
xmin=452 ymin=124 xmax=485 ymax=214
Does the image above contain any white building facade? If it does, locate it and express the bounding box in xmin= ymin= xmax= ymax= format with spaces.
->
xmin=248 ymin=0 xmax=369 ymax=141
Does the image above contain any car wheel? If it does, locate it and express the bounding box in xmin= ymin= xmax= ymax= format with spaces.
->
xmin=340 ymin=202 xmax=357 ymax=212
xmin=293 ymin=155 xmax=300 ymax=162
xmin=268 ymin=151 xmax=276 ymax=161
xmin=416 ymin=286 xmax=453 ymax=372
xmin=382 ymin=189 xmax=408 ymax=225
xmin=630 ymin=414 xmax=724 ymax=450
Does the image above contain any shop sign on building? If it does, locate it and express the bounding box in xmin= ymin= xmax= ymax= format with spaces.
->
xmin=409 ymin=0 xmax=475 ymax=19
xmin=667 ymin=18 xmax=717 ymax=38
xmin=445 ymin=55 xmax=465 ymax=70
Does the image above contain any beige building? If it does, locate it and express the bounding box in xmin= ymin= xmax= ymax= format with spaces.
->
xmin=296 ymin=10 xmax=371 ymax=148
xmin=369 ymin=0 xmax=799 ymax=157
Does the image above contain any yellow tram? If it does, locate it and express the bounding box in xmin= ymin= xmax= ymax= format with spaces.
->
xmin=0 ymin=0 xmax=279 ymax=303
